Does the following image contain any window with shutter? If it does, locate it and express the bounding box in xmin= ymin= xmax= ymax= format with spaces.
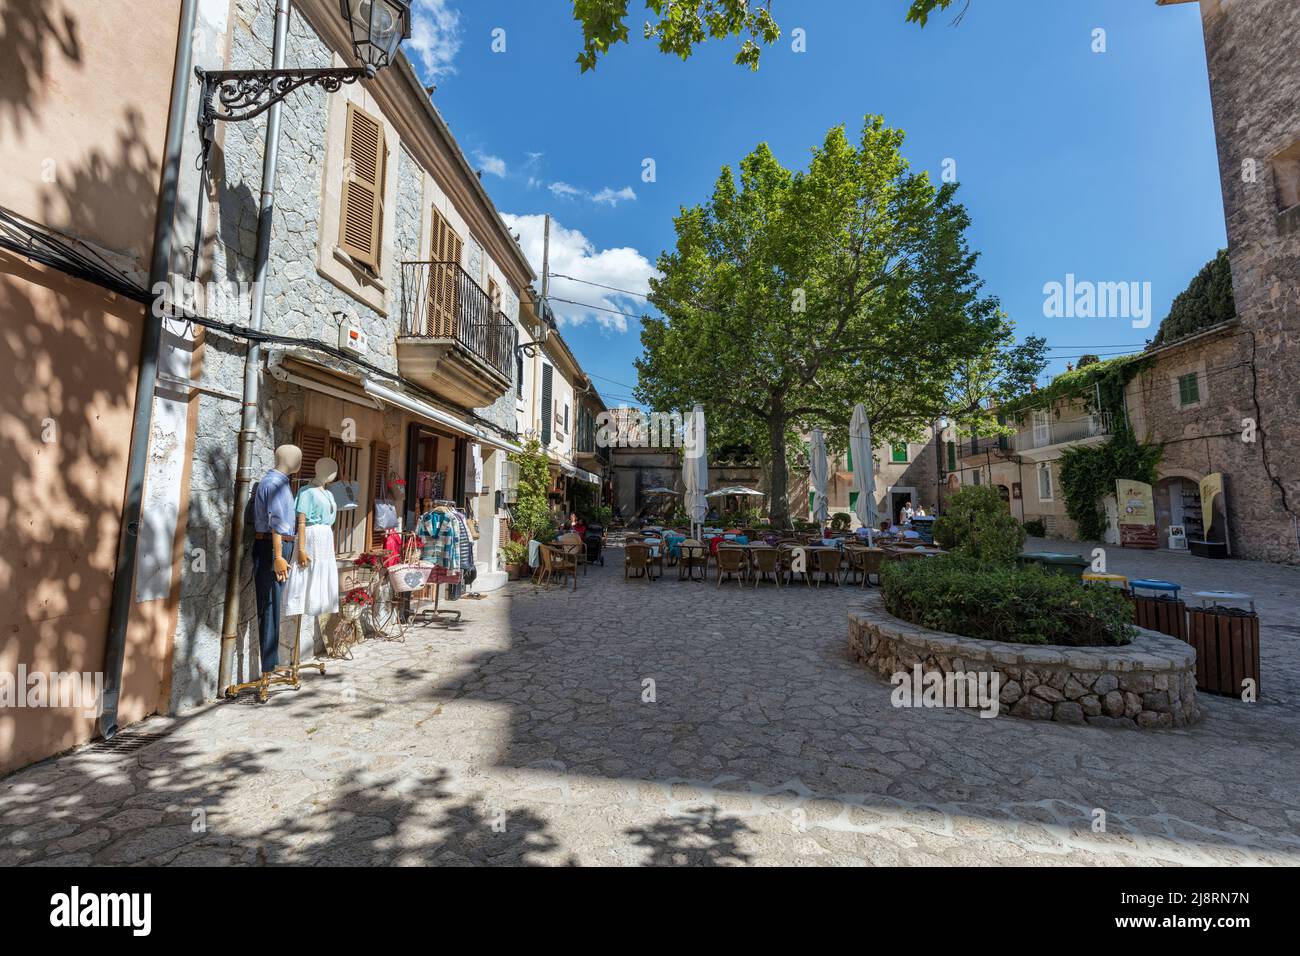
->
xmin=427 ymin=208 xmax=463 ymax=338
xmin=338 ymin=102 xmax=386 ymax=271
xmin=366 ymin=439 xmax=390 ymax=549
xmin=540 ymin=364 xmax=553 ymax=445
xmin=293 ymin=425 xmax=331 ymax=496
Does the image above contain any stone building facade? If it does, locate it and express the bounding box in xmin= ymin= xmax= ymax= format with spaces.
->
xmin=168 ymin=0 xmax=534 ymax=709
xmin=1125 ymin=320 xmax=1256 ymax=552
xmin=1161 ymin=0 xmax=1300 ymax=562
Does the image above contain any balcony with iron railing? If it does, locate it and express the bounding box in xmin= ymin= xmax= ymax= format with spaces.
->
xmin=397 ymin=260 xmax=518 ymax=408
xmin=1011 ymin=410 xmax=1112 ymax=458
xmin=958 ymin=435 xmax=1009 ymax=459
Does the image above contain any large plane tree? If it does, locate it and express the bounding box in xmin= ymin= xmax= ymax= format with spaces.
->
xmin=635 ymin=116 xmax=1041 ymax=528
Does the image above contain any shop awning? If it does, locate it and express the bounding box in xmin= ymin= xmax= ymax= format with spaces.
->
xmin=576 ymin=467 xmax=600 ymax=485
xmin=362 ymin=379 xmax=521 ymax=454
xmin=269 ymin=351 xmax=521 ymax=453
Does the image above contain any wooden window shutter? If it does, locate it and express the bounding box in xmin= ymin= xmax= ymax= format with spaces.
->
xmin=427 ymin=208 xmax=463 ymax=337
xmin=339 ymin=102 xmax=386 ymax=270
xmin=366 ymin=439 xmax=391 ymax=549
xmin=540 ymin=364 xmax=553 ymax=446
xmin=294 ymin=424 xmax=331 ymax=495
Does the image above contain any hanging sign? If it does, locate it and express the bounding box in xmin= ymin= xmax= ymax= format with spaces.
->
xmin=1115 ymin=479 xmax=1157 ymax=549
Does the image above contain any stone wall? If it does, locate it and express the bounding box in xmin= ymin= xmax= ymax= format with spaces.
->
xmin=847 ymin=596 xmax=1200 ymax=729
xmin=168 ymin=1 xmax=519 ymax=708
xmin=1194 ymin=0 xmax=1300 ymax=562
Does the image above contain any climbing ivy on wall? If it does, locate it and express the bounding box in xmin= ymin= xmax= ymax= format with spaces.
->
xmin=1059 ymin=428 xmax=1162 ymax=542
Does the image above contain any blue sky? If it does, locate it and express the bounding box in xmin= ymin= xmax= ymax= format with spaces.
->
xmin=409 ymin=0 xmax=1225 ymax=409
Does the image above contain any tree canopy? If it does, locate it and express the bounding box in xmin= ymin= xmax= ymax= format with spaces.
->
xmin=635 ymin=116 xmax=1041 ymax=526
xmin=1148 ymin=249 xmax=1236 ymax=348
xmin=571 ymin=0 xmax=967 ymax=71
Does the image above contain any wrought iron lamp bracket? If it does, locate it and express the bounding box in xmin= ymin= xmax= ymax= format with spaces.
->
xmin=195 ymin=65 xmax=373 ymax=135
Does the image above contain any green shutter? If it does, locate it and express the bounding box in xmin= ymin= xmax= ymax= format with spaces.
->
xmin=541 ymin=364 xmax=553 ymax=445
xmin=947 ymin=440 xmax=956 ymax=472
xmin=847 ymin=446 xmax=853 ymax=472
xmin=849 ymin=491 xmax=858 ymax=510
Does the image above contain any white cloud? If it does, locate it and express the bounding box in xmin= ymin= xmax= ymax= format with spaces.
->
xmin=592 ymin=186 xmax=637 ymax=206
xmin=502 ymin=213 xmax=658 ymax=333
xmin=474 ymin=151 xmax=507 ymax=177
xmin=408 ymin=0 xmax=461 ymax=80
xmin=547 ymin=182 xmax=638 ymax=206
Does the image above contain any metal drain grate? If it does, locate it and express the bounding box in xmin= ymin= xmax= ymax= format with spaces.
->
xmin=87 ymin=731 xmax=168 ymax=753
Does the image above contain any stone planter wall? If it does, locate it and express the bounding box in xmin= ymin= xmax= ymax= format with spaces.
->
xmin=848 ymin=595 xmax=1200 ymax=729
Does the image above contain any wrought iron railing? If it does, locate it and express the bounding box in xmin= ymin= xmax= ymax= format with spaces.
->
xmin=400 ymin=260 xmax=517 ymax=378
xmin=1013 ymin=411 xmax=1112 ymax=451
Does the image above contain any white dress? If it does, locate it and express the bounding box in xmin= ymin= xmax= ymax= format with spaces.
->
xmin=283 ymin=486 xmax=339 ymax=617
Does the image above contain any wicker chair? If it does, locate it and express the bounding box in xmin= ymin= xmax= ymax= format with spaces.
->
xmin=843 ymin=546 xmax=867 ymax=586
xmin=810 ymin=548 xmax=843 ymax=587
xmin=558 ymin=532 xmax=587 ymax=575
xmin=678 ymin=541 xmax=708 ymax=581
xmin=778 ymin=543 xmax=808 ymax=585
xmin=715 ymin=547 xmax=748 ymax=588
xmin=540 ymin=544 xmax=578 ymax=591
xmin=625 ymin=542 xmax=657 ymax=580
xmin=750 ymin=547 xmax=784 ymax=588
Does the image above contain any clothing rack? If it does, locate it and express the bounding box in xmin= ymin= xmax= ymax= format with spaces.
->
xmin=409 ymin=505 xmax=463 ymax=626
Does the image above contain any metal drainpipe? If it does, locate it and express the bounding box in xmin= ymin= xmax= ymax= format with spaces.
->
xmin=99 ymin=0 xmax=199 ymax=739
xmin=217 ymin=0 xmax=291 ymax=695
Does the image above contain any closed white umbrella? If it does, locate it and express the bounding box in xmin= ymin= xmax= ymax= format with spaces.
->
xmin=683 ymin=404 xmax=709 ymax=539
xmin=809 ymin=427 xmax=830 ymax=528
xmin=850 ymin=403 xmax=879 ymax=545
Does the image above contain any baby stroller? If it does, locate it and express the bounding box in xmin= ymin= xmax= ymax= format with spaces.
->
xmin=584 ymin=524 xmax=606 ymax=566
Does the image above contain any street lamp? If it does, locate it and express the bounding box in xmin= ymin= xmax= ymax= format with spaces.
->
xmin=340 ymin=0 xmax=410 ymax=71
xmin=196 ymin=0 xmax=411 ymax=133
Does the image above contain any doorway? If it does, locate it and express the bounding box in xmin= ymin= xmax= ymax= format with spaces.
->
xmin=889 ymin=488 xmax=915 ymax=523
xmin=404 ymin=422 xmax=462 ymax=528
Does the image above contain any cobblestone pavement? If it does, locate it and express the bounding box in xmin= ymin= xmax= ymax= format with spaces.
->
xmin=2 ymin=541 xmax=1298 ymax=866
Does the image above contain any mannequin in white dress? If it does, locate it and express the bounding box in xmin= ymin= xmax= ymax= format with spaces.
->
xmin=282 ymin=457 xmax=340 ymax=659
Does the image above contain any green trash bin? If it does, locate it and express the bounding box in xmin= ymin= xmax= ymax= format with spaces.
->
xmin=1016 ymin=551 xmax=1090 ymax=579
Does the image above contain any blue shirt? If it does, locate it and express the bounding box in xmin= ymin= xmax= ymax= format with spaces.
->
xmin=253 ymin=469 xmax=296 ymax=535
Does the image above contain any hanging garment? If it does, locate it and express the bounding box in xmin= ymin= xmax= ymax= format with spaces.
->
xmin=416 ymin=509 xmax=461 ymax=570
xmin=450 ymin=509 xmax=475 ymax=593
xmin=383 ymin=529 xmax=403 ymax=567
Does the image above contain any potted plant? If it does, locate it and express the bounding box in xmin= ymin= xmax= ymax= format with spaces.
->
xmin=502 ymin=540 xmax=529 ymax=580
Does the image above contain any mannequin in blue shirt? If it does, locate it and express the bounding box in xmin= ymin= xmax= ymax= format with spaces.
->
xmin=252 ymin=444 xmax=301 ymax=671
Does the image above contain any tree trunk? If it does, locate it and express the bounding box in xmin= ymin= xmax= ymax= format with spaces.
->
xmin=767 ymin=411 xmax=791 ymax=530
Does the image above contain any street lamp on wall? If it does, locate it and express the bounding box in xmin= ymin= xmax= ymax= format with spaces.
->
xmin=196 ymin=0 xmax=411 ymax=134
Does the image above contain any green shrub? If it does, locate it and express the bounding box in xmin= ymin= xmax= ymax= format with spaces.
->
xmin=1023 ymin=518 xmax=1046 ymax=537
xmin=932 ymin=485 xmax=1026 ymax=563
xmin=508 ymin=439 xmax=555 ymax=542
xmin=501 ymin=540 xmax=528 ymax=565
xmin=830 ymin=512 xmax=852 ymax=532
xmin=881 ymin=556 xmax=1136 ymax=647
